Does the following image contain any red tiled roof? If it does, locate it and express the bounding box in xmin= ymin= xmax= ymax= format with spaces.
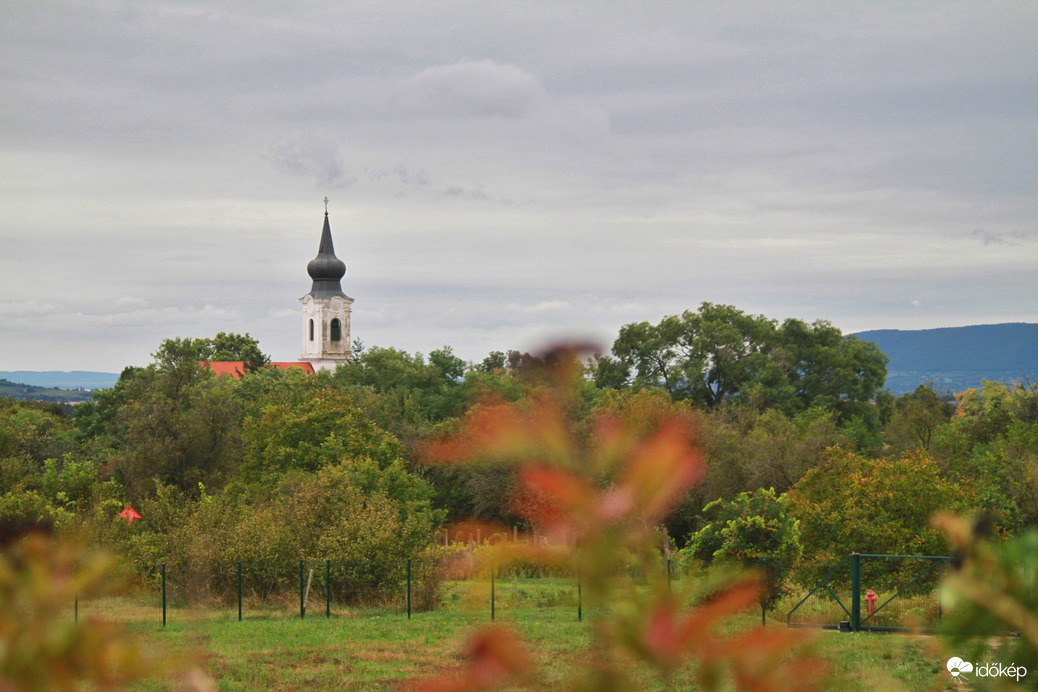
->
xmin=204 ymin=361 xmax=246 ymax=377
xmin=203 ymin=361 xmax=315 ymax=378
xmin=272 ymin=361 xmax=315 ymax=373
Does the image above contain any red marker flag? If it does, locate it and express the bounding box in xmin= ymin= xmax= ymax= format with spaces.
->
xmin=120 ymin=505 xmax=142 ymax=524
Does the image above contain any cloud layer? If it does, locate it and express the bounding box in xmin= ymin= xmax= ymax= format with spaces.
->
xmin=1 ymin=2 xmax=1037 ymax=371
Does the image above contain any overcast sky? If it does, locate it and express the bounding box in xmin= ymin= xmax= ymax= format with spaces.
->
xmin=2 ymin=2 xmax=1037 ymax=372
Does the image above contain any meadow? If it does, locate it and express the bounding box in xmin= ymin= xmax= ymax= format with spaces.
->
xmin=125 ymin=605 xmax=951 ymax=690
xmin=72 ymin=576 xmax=958 ymax=691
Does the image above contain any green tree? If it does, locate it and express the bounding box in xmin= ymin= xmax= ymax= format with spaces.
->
xmin=116 ymin=371 xmax=241 ymax=497
xmin=953 ymin=380 xmax=1020 ymax=445
xmin=241 ymin=389 xmax=404 ymax=484
xmin=334 ymin=345 xmax=468 ymax=422
xmin=788 ymin=449 xmax=974 ymax=590
xmin=207 ymin=331 xmax=269 ymax=372
xmin=478 ymin=350 xmax=508 ymax=373
xmin=610 ymin=303 xmax=777 ymax=406
xmin=696 ymin=405 xmax=847 ymax=509
xmin=684 ymin=488 xmax=802 ymax=609
xmin=775 ymin=319 xmax=888 ymax=415
xmin=150 ymin=337 xmax=209 ymax=398
xmin=141 ymin=459 xmax=441 ymax=603
xmin=884 ymin=384 xmax=954 ymax=453
xmin=108 ymin=342 xmax=243 ymax=498
xmin=73 ymin=366 xmax=146 ymax=444
xmin=605 ymin=304 xmax=887 ymax=415
xmin=935 ymin=419 xmax=1038 ymax=536
xmin=0 ymin=398 xmax=75 ymax=465
xmin=588 ymin=352 xmax=630 ymax=390
xmin=151 ymin=332 xmax=269 ymax=379
xmin=0 ymin=399 xmax=78 ymax=527
xmin=927 ymin=381 xmax=1038 ymax=535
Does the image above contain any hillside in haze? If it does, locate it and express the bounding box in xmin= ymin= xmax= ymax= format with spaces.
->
xmin=854 ymin=323 xmax=1038 ymax=395
xmin=0 ymin=379 xmax=96 ymax=403
xmin=0 ymin=371 xmax=120 ymax=391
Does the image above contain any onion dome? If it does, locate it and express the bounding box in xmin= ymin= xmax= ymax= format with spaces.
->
xmin=306 ymin=210 xmax=348 ymax=299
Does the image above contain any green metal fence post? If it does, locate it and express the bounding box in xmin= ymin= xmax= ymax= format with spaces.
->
xmin=851 ymin=553 xmax=861 ymax=632
xmin=759 ymin=557 xmax=767 ymax=626
xmin=666 ymin=556 xmax=672 ymax=592
xmin=299 ymin=559 xmax=305 ymax=619
xmin=491 ymin=559 xmax=496 ymax=621
xmin=161 ymin=563 xmax=167 ymax=628
xmin=237 ymin=561 xmax=242 ymax=622
xmin=74 ymin=593 xmax=78 ymax=624
xmin=406 ymin=558 xmax=412 ymax=620
xmin=326 ymin=559 xmax=331 ymax=619
xmin=577 ymin=565 xmax=582 ymax=623
xmin=938 ymin=560 xmax=944 ymax=624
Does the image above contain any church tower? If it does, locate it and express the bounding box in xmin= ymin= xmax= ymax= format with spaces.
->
xmin=300 ymin=201 xmax=354 ymax=370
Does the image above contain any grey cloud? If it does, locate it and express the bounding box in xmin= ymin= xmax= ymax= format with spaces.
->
xmin=442 ymin=185 xmax=488 ymax=201
xmin=3 ymin=2 xmax=1038 ymax=371
xmin=269 ymin=137 xmax=354 ymax=189
xmin=394 ymin=59 xmax=549 ymax=119
xmin=970 ymin=229 xmax=1036 ymax=247
xmin=362 ymin=163 xmax=499 ymax=202
xmin=366 ymin=164 xmax=433 ymax=188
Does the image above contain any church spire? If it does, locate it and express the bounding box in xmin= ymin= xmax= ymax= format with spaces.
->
xmin=305 ymin=203 xmax=347 ymax=299
xmin=300 ymin=200 xmax=354 ymax=369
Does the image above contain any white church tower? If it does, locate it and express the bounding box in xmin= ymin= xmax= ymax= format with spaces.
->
xmin=300 ymin=200 xmax=354 ymax=370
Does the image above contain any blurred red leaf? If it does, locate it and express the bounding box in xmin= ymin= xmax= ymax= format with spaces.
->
xmin=516 ymin=465 xmax=595 ymax=534
xmin=411 ymin=626 xmax=533 ymax=692
xmin=422 ymin=396 xmax=575 ymax=468
xmin=619 ymin=418 xmax=704 ymax=523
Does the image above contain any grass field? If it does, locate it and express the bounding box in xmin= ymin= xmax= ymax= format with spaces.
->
xmin=69 ymin=575 xmax=966 ymax=689
xmin=118 ymin=596 xmax=958 ymax=690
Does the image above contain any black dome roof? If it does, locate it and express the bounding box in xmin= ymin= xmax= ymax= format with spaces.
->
xmin=306 ymin=212 xmax=348 ymax=299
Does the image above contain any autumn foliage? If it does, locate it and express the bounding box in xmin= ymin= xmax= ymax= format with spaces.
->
xmin=0 ymin=521 xmax=204 ymax=690
xmin=419 ymin=345 xmax=823 ymax=690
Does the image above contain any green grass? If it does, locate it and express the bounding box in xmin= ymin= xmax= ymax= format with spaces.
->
xmin=122 ymin=605 xmax=952 ymax=690
xmin=130 ymin=608 xmax=592 ymax=690
xmin=94 ymin=576 xmax=960 ymax=689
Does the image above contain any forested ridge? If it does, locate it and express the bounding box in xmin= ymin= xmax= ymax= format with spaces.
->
xmin=857 ymin=323 xmax=1038 ymax=394
xmin=1 ymin=304 xmax=1036 ymax=598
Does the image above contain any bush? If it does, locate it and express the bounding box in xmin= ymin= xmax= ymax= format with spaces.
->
xmin=123 ymin=462 xmax=442 ymax=605
xmin=788 ymin=449 xmax=973 ymax=592
xmin=682 ymin=487 xmax=801 ymax=608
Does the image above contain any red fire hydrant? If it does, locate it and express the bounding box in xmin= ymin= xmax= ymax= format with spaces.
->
xmin=866 ymin=589 xmax=878 ymax=615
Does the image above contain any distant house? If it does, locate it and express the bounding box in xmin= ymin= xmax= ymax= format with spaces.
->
xmin=203 ymin=361 xmax=315 ymax=379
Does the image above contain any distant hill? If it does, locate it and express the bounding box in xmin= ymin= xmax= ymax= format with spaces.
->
xmin=0 ymin=371 xmax=120 ymax=391
xmin=0 ymin=379 xmax=96 ymax=403
xmin=853 ymin=323 xmax=1038 ymax=395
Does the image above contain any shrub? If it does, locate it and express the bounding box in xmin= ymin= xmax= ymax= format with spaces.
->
xmin=788 ymin=449 xmax=973 ymax=592
xmin=683 ymin=487 xmax=802 ymax=608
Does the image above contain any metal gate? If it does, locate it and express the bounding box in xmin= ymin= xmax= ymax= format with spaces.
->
xmin=786 ymin=552 xmax=952 ymax=633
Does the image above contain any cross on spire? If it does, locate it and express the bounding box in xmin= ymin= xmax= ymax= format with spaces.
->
xmin=324 ymin=196 xmax=329 ymax=215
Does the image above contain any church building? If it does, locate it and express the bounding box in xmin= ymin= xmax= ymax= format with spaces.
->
xmin=203 ymin=202 xmax=353 ymax=378
xmin=300 ymin=203 xmax=354 ymax=371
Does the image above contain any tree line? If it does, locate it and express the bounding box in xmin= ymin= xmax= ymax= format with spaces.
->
xmin=1 ymin=303 xmax=1035 ymax=601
